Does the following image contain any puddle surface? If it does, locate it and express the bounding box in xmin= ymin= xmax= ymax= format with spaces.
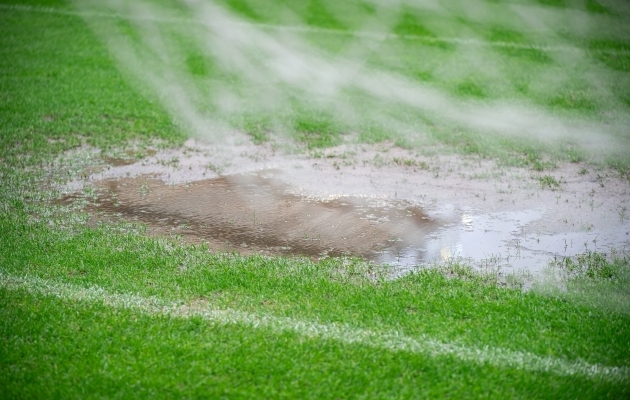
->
xmin=417 ymin=209 xmax=630 ymax=275
xmin=70 ymin=171 xmax=440 ymax=261
xmin=63 ymin=170 xmax=630 ymax=274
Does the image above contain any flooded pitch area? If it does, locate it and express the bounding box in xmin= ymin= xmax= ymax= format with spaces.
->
xmin=64 ymin=171 xmax=441 ymax=262
xmin=62 ymin=170 xmax=630 ymax=275
xmin=59 ymin=139 xmax=630 ymax=275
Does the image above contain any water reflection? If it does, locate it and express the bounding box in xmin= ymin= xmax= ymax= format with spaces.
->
xmin=380 ymin=208 xmax=630 ymax=274
xmin=73 ymin=171 xmax=441 ymax=262
xmin=64 ymin=171 xmax=630 ymax=274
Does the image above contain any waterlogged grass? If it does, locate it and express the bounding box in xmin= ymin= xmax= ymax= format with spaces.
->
xmin=540 ymin=251 xmax=630 ymax=316
xmin=554 ymin=250 xmax=626 ymax=280
xmin=2 ymin=0 xmax=630 ymax=397
xmin=1 ymin=162 xmax=630 ymax=396
xmin=538 ymin=175 xmax=562 ymax=190
xmin=1 ymin=207 xmax=630 ymax=397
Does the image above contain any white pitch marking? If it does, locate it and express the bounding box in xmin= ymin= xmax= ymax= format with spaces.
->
xmin=1 ymin=271 xmax=628 ymax=382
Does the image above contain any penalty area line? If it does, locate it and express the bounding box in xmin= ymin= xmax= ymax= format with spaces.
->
xmin=1 ymin=270 xmax=628 ymax=383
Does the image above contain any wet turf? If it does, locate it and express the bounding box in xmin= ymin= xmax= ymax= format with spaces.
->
xmin=2 ymin=0 xmax=630 ymax=397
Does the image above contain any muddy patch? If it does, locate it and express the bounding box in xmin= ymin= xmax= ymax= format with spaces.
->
xmin=64 ymin=171 xmax=443 ymax=262
xmin=58 ymin=138 xmax=630 ymax=274
xmin=102 ymin=156 xmax=137 ymax=167
xmin=65 ymin=169 xmax=630 ymax=274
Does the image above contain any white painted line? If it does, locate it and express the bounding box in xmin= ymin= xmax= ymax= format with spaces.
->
xmin=1 ymin=271 xmax=628 ymax=382
xmin=1 ymin=3 xmax=628 ymax=56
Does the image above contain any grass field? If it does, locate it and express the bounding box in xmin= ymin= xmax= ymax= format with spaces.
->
xmin=2 ymin=0 xmax=630 ymax=398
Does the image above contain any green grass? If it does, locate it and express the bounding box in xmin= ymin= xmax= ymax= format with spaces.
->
xmin=2 ymin=0 xmax=630 ymax=397
xmin=1 ymin=207 xmax=629 ymax=398
xmin=553 ymin=251 xmax=623 ymax=280
xmin=3 ymin=288 xmax=625 ymax=399
xmin=538 ymin=175 xmax=562 ymax=190
xmin=2 ymin=209 xmax=628 ymax=363
xmin=0 ymin=2 xmax=184 ymax=166
xmin=4 ymin=0 xmax=628 ymax=168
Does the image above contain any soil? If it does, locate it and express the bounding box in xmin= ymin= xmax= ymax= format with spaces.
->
xmin=58 ymin=134 xmax=630 ymax=274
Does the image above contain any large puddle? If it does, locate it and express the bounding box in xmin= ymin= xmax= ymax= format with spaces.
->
xmin=63 ymin=170 xmax=630 ymax=274
xmin=68 ymin=171 xmax=440 ymax=261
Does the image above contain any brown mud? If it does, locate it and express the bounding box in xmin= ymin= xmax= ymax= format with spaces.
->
xmin=58 ymin=136 xmax=630 ymax=274
xmin=62 ymin=171 xmax=441 ymax=262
